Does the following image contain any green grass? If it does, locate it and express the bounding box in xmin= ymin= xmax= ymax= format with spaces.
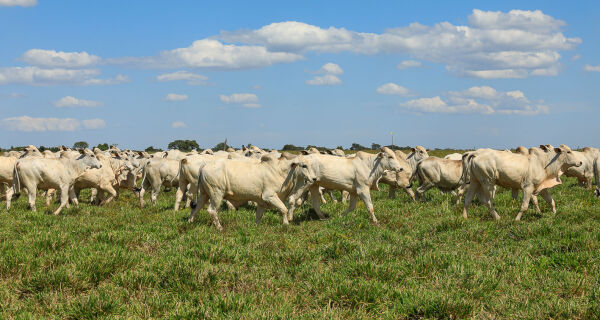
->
xmin=1 ymin=174 xmax=599 ymax=318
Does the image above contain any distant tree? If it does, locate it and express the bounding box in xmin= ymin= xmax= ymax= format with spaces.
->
xmin=96 ymin=143 xmax=109 ymax=151
xmin=336 ymin=146 xmax=344 ymax=150
xmin=282 ymin=144 xmax=300 ymax=151
xmin=145 ymin=146 xmax=163 ymax=153
xmin=371 ymin=143 xmax=381 ymax=150
xmin=73 ymin=141 xmax=89 ymax=149
xmin=384 ymin=145 xmax=405 ymax=151
xmin=212 ymin=142 xmax=229 ymax=151
xmin=350 ymin=143 xmax=366 ymax=151
xmin=168 ymin=139 xmax=200 ymax=152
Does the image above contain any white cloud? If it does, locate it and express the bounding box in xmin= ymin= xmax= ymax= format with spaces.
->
xmin=156 ymin=71 xmax=208 ymax=85
xmin=397 ymin=60 xmax=422 ymax=70
xmin=54 ymin=96 xmax=102 ymax=108
xmin=376 ymin=83 xmax=411 ymax=96
xmin=20 ymin=49 xmax=100 ymax=68
xmin=108 ymin=39 xmax=303 ymax=70
xmin=571 ymin=54 xmax=580 ymax=61
xmin=165 ymin=93 xmax=188 ymax=101
xmin=316 ymin=62 xmax=343 ymax=75
xmin=171 ymin=121 xmax=187 ymax=128
xmin=0 ymin=116 xmax=105 ymax=131
xmin=400 ymin=86 xmax=548 ymax=115
xmin=583 ymin=64 xmax=600 ymax=72
xmin=0 ymin=66 xmax=128 ymax=86
xmin=218 ymin=9 xmax=580 ymax=78
xmin=0 ymin=0 xmax=37 ymax=7
xmin=242 ymin=103 xmax=261 ymax=108
xmin=306 ymin=74 xmax=341 ymax=86
xmin=81 ymin=119 xmax=106 ymax=129
xmin=219 ymin=93 xmax=258 ymax=104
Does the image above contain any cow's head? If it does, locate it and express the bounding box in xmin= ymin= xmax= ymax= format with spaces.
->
xmin=377 ymin=147 xmax=403 ymax=172
xmin=554 ymin=145 xmax=582 ymax=170
xmin=78 ymin=148 xmax=102 ymax=169
xmin=291 ymin=156 xmax=317 ymax=184
xmin=409 ymin=146 xmax=429 ymax=162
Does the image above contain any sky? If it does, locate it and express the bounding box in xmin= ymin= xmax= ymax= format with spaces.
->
xmin=0 ymin=0 xmax=598 ymax=150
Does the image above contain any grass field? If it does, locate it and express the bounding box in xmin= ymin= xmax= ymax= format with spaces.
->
xmin=1 ymin=157 xmax=599 ymax=318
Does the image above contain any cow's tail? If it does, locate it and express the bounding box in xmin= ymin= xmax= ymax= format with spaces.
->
xmin=594 ymin=157 xmax=600 ymax=197
xmin=461 ymin=152 xmax=475 ymax=185
xmin=133 ymin=162 xmax=149 ymax=193
xmin=12 ymin=162 xmax=21 ymax=198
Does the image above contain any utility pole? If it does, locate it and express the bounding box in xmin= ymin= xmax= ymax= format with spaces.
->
xmin=390 ymin=131 xmax=394 ymax=148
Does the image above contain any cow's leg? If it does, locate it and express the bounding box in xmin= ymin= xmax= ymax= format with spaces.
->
xmin=327 ymin=189 xmax=337 ymax=203
xmin=341 ymin=193 xmax=358 ymax=216
xmin=455 ymin=185 xmax=465 ymax=205
xmin=462 ymin=182 xmax=478 ymax=219
xmin=531 ymin=194 xmax=541 ymax=213
xmin=174 ymin=181 xmax=187 ymax=211
xmin=207 ymin=193 xmax=224 ymax=231
xmin=416 ymin=182 xmax=433 ymax=201
xmin=68 ymin=187 xmax=79 ymax=206
xmin=53 ymin=185 xmax=71 ymax=215
xmin=255 ymin=205 xmax=266 ymax=224
xmin=480 ymin=183 xmax=500 ymax=220
xmin=319 ymin=187 xmax=327 ymax=204
xmin=89 ymin=188 xmax=98 ymax=204
xmin=5 ymin=185 xmax=14 ymax=210
xmin=45 ymin=189 xmax=54 ymax=206
xmin=138 ymin=187 xmax=146 ymax=208
xmin=341 ymin=190 xmax=350 ymax=203
xmin=263 ymin=194 xmax=290 ymax=225
xmin=357 ymin=188 xmax=378 ymax=224
xmin=225 ymin=200 xmax=237 ymax=211
xmin=27 ymin=186 xmax=38 ymax=212
xmin=388 ymin=185 xmax=397 ymax=199
xmin=188 ymin=188 xmax=208 ymax=223
xmin=404 ymin=187 xmax=416 ymax=201
xmin=309 ymin=186 xmax=326 ymax=220
xmin=515 ymin=186 xmax=533 ymax=221
xmin=99 ymin=184 xmax=117 ymax=205
xmin=540 ymin=189 xmax=556 ymax=214
xmin=185 ymin=184 xmax=196 ymax=209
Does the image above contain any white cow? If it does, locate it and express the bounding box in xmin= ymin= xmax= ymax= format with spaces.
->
xmin=137 ymin=157 xmax=180 ymax=207
xmin=564 ymin=146 xmax=599 ymax=188
xmin=386 ymin=147 xmax=429 ymax=200
xmin=444 ymin=153 xmax=463 ymax=160
xmin=463 ymin=145 xmax=582 ymax=220
xmin=289 ymin=148 xmax=408 ymax=224
xmin=415 ymin=157 xmax=464 ymax=204
xmin=13 ymin=149 xmax=102 ymax=215
xmin=188 ymin=153 xmax=316 ymax=230
xmin=0 ymin=156 xmax=17 ymax=209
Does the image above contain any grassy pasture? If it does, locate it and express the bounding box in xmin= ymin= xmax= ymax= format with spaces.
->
xmin=0 ymin=153 xmax=599 ymax=318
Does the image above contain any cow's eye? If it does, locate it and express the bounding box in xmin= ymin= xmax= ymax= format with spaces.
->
xmin=399 ymin=168 xmax=404 ymax=172
xmin=567 ymin=151 xmax=571 ymax=154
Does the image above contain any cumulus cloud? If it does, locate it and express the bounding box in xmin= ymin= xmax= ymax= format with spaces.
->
xmin=165 ymin=93 xmax=188 ymax=101
xmin=315 ymin=62 xmax=343 ymax=75
xmin=400 ymin=86 xmax=548 ymax=115
xmin=156 ymin=71 xmax=208 ymax=85
xmin=397 ymin=60 xmax=422 ymax=70
xmin=218 ymin=9 xmax=580 ymax=78
xmin=376 ymin=83 xmax=412 ymax=96
xmin=0 ymin=0 xmax=37 ymax=7
xmin=0 ymin=66 xmax=128 ymax=86
xmin=20 ymin=49 xmax=100 ymax=68
xmin=171 ymin=121 xmax=187 ymax=128
xmin=108 ymin=39 xmax=303 ymax=70
xmin=0 ymin=116 xmax=105 ymax=131
xmin=242 ymin=103 xmax=261 ymax=108
xmin=306 ymin=62 xmax=343 ymax=86
xmin=306 ymin=74 xmax=341 ymax=86
xmin=54 ymin=96 xmax=102 ymax=108
xmin=219 ymin=93 xmax=258 ymax=104
xmin=583 ymin=64 xmax=600 ymax=72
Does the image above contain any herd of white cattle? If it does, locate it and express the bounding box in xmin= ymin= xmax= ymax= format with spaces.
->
xmin=0 ymin=143 xmax=597 ymax=230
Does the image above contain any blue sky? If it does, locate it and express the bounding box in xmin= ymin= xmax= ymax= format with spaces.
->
xmin=0 ymin=0 xmax=598 ymax=150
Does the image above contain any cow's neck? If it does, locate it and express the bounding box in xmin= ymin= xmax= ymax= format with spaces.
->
xmin=541 ymin=153 xmax=564 ymax=180
xmin=406 ymin=153 xmax=421 ymax=172
xmin=60 ymin=157 xmax=88 ymax=177
xmin=276 ymin=160 xmax=299 ymax=196
xmin=366 ymin=155 xmax=387 ymax=185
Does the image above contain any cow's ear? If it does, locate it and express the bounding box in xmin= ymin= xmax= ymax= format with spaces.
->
xmin=554 ymin=147 xmax=562 ymax=154
xmin=540 ymin=145 xmax=547 ymax=151
xmin=300 ymin=150 xmax=309 ymax=155
xmin=290 ymin=161 xmax=298 ymax=168
xmin=163 ymin=152 xmax=168 ymax=158
xmin=242 ymin=145 xmax=247 ymax=151
xmin=426 ymin=149 xmax=430 ymax=152
xmin=377 ymin=152 xmax=384 ymax=158
xmin=78 ymin=149 xmax=85 ymax=154
xmin=411 ymin=148 xmax=416 ymax=153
